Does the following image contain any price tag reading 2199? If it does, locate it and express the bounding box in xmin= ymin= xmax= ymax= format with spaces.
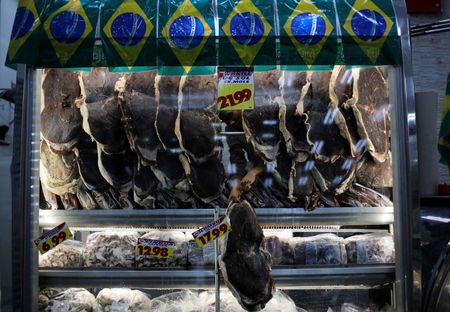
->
xmin=192 ymin=217 xmax=231 ymax=248
xmin=218 ymin=88 xmax=252 ymax=109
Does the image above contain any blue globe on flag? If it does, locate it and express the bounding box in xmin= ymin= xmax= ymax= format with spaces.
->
xmin=169 ymin=16 xmax=205 ymax=49
xmin=230 ymin=12 xmax=264 ymax=46
xmin=11 ymin=7 xmax=35 ymax=40
xmin=50 ymin=11 xmax=86 ymax=44
xmin=291 ymin=13 xmax=326 ymax=45
xmin=351 ymin=9 xmax=387 ymax=42
xmin=111 ymin=13 xmax=147 ymax=46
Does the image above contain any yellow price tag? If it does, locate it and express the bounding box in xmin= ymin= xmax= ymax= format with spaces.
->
xmin=192 ymin=216 xmax=231 ymax=248
xmin=136 ymin=238 xmax=174 ymax=258
xmin=218 ymin=69 xmax=254 ymax=111
xmin=34 ymin=222 xmax=73 ymax=255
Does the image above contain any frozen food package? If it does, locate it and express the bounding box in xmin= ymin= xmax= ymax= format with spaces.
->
xmin=39 ymin=240 xmax=84 ymax=268
xmin=94 ymin=288 xmax=151 ymax=312
xmin=186 ymin=238 xmax=204 ymax=267
xmin=83 ymin=231 xmax=139 ymax=268
xmin=38 ymin=288 xmax=95 ymax=312
xmin=345 ymin=233 xmax=395 ymax=264
xmin=220 ymin=289 xmax=299 ymax=312
xmin=136 ymin=230 xmax=188 ymax=268
xmin=294 ymin=234 xmax=347 ymax=265
xmin=203 ymin=241 xmax=216 ymax=265
xmin=261 ymin=230 xmax=294 ymax=265
xmin=150 ymin=290 xmax=215 ymax=312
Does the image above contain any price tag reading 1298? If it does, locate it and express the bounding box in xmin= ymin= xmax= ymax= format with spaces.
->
xmin=218 ymin=69 xmax=254 ymax=111
xmin=136 ymin=238 xmax=174 ymax=258
xmin=34 ymin=222 xmax=73 ymax=255
xmin=192 ymin=216 xmax=231 ymax=248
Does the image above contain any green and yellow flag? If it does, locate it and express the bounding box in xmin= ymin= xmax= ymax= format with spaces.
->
xmin=218 ymin=0 xmax=275 ymax=67
xmin=438 ymin=74 xmax=450 ymax=171
xmin=7 ymin=0 xmax=41 ymax=64
xmin=278 ymin=0 xmax=337 ymax=68
xmin=102 ymin=0 xmax=155 ymax=68
xmin=43 ymin=0 xmax=93 ymax=65
xmin=336 ymin=0 xmax=400 ymax=65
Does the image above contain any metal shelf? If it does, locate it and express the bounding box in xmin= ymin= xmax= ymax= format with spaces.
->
xmin=39 ymin=265 xmax=395 ymax=289
xmin=39 ymin=207 xmax=394 ymax=229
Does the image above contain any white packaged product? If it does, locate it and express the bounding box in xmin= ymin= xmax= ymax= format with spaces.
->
xmin=345 ymin=233 xmax=395 ymax=264
xmin=150 ymin=290 xmax=215 ymax=312
xmin=261 ymin=230 xmax=294 ymax=265
xmin=83 ymin=231 xmax=139 ymax=268
xmin=293 ymin=234 xmax=347 ymax=265
xmin=136 ymin=230 xmax=187 ymax=268
xmin=94 ymin=288 xmax=151 ymax=312
xmin=39 ymin=240 xmax=84 ymax=268
xmin=186 ymin=232 xmax=217 ymax=266
xmin=39 ymin=288 xmax=96 ymax=312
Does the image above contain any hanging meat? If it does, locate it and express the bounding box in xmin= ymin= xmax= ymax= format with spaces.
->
xmin=219 ymin=201 xmax=274 ymax=311
xmin=41 ymin=69 xmax=83 ymax=153
xmin=243 ymin=70 xmax=282 ymax=162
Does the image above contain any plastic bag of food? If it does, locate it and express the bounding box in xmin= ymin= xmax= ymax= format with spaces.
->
xmin=220 ymin=289 xmax=299 ymax=312
xmin=293 ymin=234 xmax=347 ymax=265
xmin=261 ymin=230 xmax=294 ymax=265
xmin=150 ymin=290 xmax=215 ymax=312
xmin=39 ymin=240 xmax=84 ymax=268
xmin=136 ymin=230 xmax=187 ymax=268
xmin=340 ymin=303 xmax=376 ymax=312
xmin=187 ymin=238 xmax=204 ymax=267
xmin=345 ymin=233 xmax=395 ymax=264
xmin=83 ymin=231 xmax=139 ymax=268
xmin=94 ymin=288 xmax=151 ymax=312
xmin=39 ymin=288 xmax=95 ymax=312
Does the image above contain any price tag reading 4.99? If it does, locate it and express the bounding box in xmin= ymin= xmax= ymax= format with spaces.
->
xmin=192 ymin=217 xmax=231 ymax=248
xmin=34 ymin=222 xmax=73 ymax=255
xmin=136 ymin=238 xmax=174 ymax=258
xmin=217 ymin=69 xmax=254 ymax=111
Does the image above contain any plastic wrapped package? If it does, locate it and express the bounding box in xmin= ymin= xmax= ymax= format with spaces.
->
xmin=220 ymin=290 xmax=301 ymax=312
xmin=94 ymin=288 xmax=151 ymax=312
xmin=345 ymin=233 xmax=395 ymax=264
xmin=136 ymin=230 xmax=188 ymax=268
xmin=293 ymin=234 xmax=347 ymax=265
xmin=39 ymin=240 xmax=84 ymax=268
xmin=149 ymin=290 xmax=215 ymax=312
xmin=187 ymin=239 xmax=203 ymax=267
xmin=83 ymin=232 xmax=139 ymax=268
xmin=261 ymin=230 xmax=294 ymax=265
xmin=203 ymin=241 xmax=216 ymax=265
xmin=39 ymin=288 xmax=96 ymax=312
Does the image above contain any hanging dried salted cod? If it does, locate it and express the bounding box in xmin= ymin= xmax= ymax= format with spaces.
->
xmin=329 ymin=66 xmax=365 ymax=157
xmin=219 ymin=201 xmax=274 ymax=311
xmin=40 ymin=140 xmax=81 ymax=209
xmin=41 ymin=69 xmax=84 ymax=153
xmin=346 ymin=67 xmax=390 ymax=163
xmin=175 ymin=75 xmax=225 ymax=203
xmin=278 ymin=71 xmax=310 ymax=156
xmin=243 ymin=70 xmax=282 ymax=162
xmin=356 ymin=152 xmax=393 ymax=188
xmin=337 ymin=183 xmax=393 ymax=207
xmin=79 ymin=70 xmax=135 ymax=208
xmin=116 ymin=72 xmax=160 ymax=208
xmin=73 ymin=132 xmax=118 ymax=209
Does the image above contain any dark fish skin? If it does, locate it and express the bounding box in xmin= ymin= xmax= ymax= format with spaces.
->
xmin=219 ymin=201 xmax=274 ymax=311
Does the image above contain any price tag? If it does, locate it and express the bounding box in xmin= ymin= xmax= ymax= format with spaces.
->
xmin=192 ymin=216 xmax=231 ymax=248
xmin=136 ymin=238 xmax=174 ymax=258
xmin=217 ymin=68 xmax=254 ymax=111
xmin=34 ymin=222 xmax=73 ymax=255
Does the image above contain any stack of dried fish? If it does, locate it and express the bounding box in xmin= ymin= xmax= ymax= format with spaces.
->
xmin=39 ymin=240 xmax=84 ymax=268
xmin=83 ymin=231 xmax=139 ymax=268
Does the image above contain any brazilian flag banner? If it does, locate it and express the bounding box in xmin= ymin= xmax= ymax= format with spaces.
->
xmin=158 ymin=0 xmax=215 ymax=75
xmin=218 ymin=0 xmax=275 ymax=67
xmin=101 ymin=0 xmax=157 ymax=68
xmin=336 ymin=0 xmax=401 ymax=65
xmin=38 ymin=0 xmax=99 ymax=68
xmin=278 ymin=0 xmax=337 ymax=69
xmin=438 ymin=74 xmax=450 ymax=173
xmin=7 ymin=0 xmax=45 ymax=66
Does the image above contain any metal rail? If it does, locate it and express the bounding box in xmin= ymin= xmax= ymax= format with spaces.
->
xmin=39 ymin=207 xmax=394 ymax=230
xmin=39 ymin=265 xmax=395 ymax=289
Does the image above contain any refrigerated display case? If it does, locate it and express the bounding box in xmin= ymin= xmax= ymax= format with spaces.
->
xmin=6 ymin=0 xmax=418 ymax=311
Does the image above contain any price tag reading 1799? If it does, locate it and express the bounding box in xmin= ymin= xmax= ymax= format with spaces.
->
xmin=34 ymin=222 xmax=73 ymax=255
xmin=192 ymin=216 xmax=231 ymax=248
xmin=218 ymin=69 xmax=254 ymax=111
